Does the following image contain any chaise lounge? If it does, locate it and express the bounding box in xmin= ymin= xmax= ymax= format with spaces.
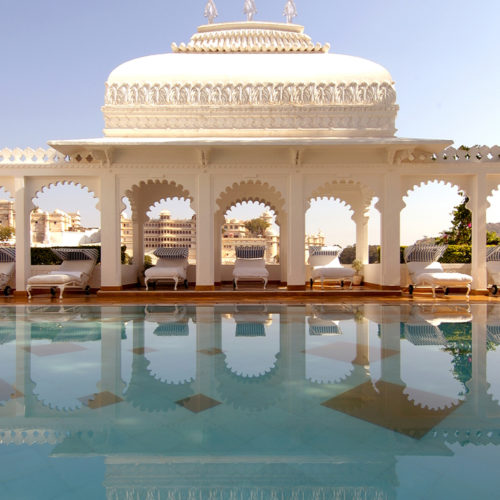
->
xmin=232 ymin=246 xmax=269 ymax=289
xmin=308 ymin=245 xmax=355 ymax=289
xmin=0 ymin=247 xmax=15 ymax=296
xmin=404 ymin=244 xmax=472 ymax=298
xmin=144 ymin=247 xmax=189 ymax=290
xmin=26 ymin=248 xmax=98 ymax=299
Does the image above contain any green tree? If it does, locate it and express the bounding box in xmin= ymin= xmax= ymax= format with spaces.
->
xmin=0 ymin=225 xmax=14 ymax=242
xmin=244 ymin=217 xmax=270 ymax=237
xmin=436 ymin=193 xmax=471 ymax=245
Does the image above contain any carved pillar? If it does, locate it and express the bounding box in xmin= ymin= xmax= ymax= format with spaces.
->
xmin=195 ymin=173 xmax=215 ymax=289
xmin=470 ymin=173 xmax=488 ymax=291
xmin=287 ymin=173 xmax=305 ymax=289
xmin=214 ymin=218 xmax=222 ymax=285
xmin=280 ymin=217 xmax=288 ymax=285
xmin=379 ymin=173 xmax=403 ymax=288
xmin=132 ymin=207 xmax=145 ymax=273
xmin=353 ymin=211 xmax=369 ymax=265
xmin=100 ymin=173 xmax=122 ymax=290
xmin=14 ymin=177 xmax=32 ymax=293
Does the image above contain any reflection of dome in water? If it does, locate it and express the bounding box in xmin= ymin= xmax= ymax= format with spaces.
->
xmin=104 ymin=22 xmax=397 ymax=139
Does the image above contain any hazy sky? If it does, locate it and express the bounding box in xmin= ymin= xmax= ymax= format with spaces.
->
xmin=1 ymin=0 xmax=499 ymax=245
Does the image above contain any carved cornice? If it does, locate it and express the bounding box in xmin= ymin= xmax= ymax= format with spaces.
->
xmin=104 ymin=81 xmax=397 ymax=107
xmin=103 ymin=105 xmax=398 ymax=137
xmin=171 ymin=22 xmax=330 ymax=54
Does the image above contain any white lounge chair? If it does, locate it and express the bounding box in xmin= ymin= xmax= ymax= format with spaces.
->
xmin=308 ymin=245 xmax=355 ymax=289
xmin=27 ymin=248 xmax=98 ymax=299
xmin=232 ymin=305 xmax=271 ymax=336
xmin=0 ymin=247 xmax=15 ymax=296
xmin=144 ymin=305 xmax=189 ymax=336
xmin=145 ymin=247 xmax=189 ymax=290
xmin=487 ymin=246 xmax=500 ymax=296
xmin=404 ymin=245 xmax=472 ymax=298
xmin=232 ymin=246 xmax=269 ymax=289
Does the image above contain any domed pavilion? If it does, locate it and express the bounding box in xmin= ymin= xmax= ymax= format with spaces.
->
xmin=1 ymin=10 xmax=499 ymax=294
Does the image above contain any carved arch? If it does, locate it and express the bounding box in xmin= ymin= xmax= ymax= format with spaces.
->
xmin=307 ymin=179 xmax=375 ymax=220
xmin=125 ymin=179 xmax=193 ymax=220
xmin=215 ymin=180 xmax=285 ymax=225
xmin=31 ymin=179 xmax=100 ymax=212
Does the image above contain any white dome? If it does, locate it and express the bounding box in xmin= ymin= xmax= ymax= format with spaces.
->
xmin=103 ymin=22 xmax=398 ymax=139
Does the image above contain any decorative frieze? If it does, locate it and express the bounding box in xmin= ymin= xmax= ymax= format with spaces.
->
xmin=104 ymin=81 xmax=397 ymax=107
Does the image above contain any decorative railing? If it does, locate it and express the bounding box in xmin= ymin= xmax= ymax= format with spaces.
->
xmin=0 ymin=148 xmax=98 ymax=165
xmin=432 ymin=146 xmax=500 ymax=163
xmin=0 ymin=145 xmax=499 ymax=165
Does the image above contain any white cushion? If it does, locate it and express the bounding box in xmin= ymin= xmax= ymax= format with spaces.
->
xmin=60 ymin=260 xmax=95 ymax=275
xmin=406 ymin=261 xmax=443 ymax=281
xmin=233 ymin=258 xmax=268 ymax=278
xmin=145 ymin=265 xmax=186 ymax=280
xmin=28 ymin=273 xmax=80 ymax=285
xmin=312 ymin=266 xmax=355 ymax=280
xmin=415 ymin=272 xmax=472 ymax=287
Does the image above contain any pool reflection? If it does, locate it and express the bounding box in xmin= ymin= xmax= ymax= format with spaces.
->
xmin=0 ymin=303 xmax=500 ymax=499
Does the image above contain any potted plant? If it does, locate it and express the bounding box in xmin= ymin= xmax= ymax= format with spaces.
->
xmin=351 ymin=259 xmax=364 ymax=286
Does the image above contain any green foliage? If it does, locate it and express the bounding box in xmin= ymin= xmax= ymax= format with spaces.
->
xmin=338 ymin=245 xmax=380 ymax=264
xmin=243 ymin=217 xmax=270 ymax=237
xmin=440 ymin=245 xmax=471 ymax=263
xmin=487 ymin=231 xmax=500 ymax=245
xmin=31 ymin=246 xmax=103 ymax=265
xmin=121 ymin=246 xmax=131 ymax=265
xmin=144 ymin=254 xmax=154 ymax=270
xmin=0 ymin=225 xmax=14 ymax=242
xmin=436 ymin=192 xmax=472 ymax=245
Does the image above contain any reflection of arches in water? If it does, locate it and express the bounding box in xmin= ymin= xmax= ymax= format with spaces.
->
xmin=305 ymin=305 xmax=361 ymax=385
xmin=305 ymin=312 xmax=356 ymax=384
xmin=401 ymin=314 xmax=470 ymax=409
xmin=143 ymin=309 xmax=196 ymax=385
xmin=221 ymin=307 xmax=278 ymax=378
xmin=29 ymin=321 xmax=103 ymax=412
xmin=215 ymin=352 xmax=283 ymax=411
xmin=124 ymin=354 xmax=194 ymax=413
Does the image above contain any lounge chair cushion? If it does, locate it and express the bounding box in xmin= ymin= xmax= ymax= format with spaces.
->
xmin=0 ymin=262 xmax=14 ymax=287
xmin=145 ymin=264 xmax=187 ymax=280
xmin=407 ymin=261 xmax=472 ymax=287
xmin=233 ymin=258 xmax=269 ymax=278
xmin=28 ymin=273 xmax=84 ymax=285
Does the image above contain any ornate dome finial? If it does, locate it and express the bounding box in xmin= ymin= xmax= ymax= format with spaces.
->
xmin=283 ymin=0 xmax=298 ymax=24
xmin=243 ymin=0 xmax=257 ymax=21
xmin=204 ymin=0 xmax=218 ymax=24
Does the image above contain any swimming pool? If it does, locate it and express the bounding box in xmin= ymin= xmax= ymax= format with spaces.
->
xmin=1 ymin=303 xmax=500 ymax=499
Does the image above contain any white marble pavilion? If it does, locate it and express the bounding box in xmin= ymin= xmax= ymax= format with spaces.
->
xmin=1 ymin=16 xmax=499 ymax=293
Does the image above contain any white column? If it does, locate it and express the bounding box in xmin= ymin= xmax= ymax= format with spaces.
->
xmin=380 ymin=173 xmax=402 ymax=288
xmin=471 ymin=173 xmax=488 ymax=291
xmin=280 ymin=218 xmax=288 ymax=285
xmin=214 ymin=219 xmax=222 ymax=285
xmin=287 ymin=173 xmax=305 ymax=289
xmin=132 ymin=210 xmax=145 ymax=270
xmin=100 ymin=173 xmax=122 ymax=290
xmin=353 ymin=212 xmax=369 ymax=264
xmin=14 ymin=177 xmax=31 ymax=293
xmin=195 ymin=173 xmax=214 ymax=289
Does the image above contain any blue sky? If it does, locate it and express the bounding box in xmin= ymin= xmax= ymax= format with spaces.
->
xmin=1 ymin=0 xmax=499 ymax=244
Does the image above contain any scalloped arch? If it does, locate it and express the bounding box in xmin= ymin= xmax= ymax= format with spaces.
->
xmin=307 ymin=179 xmax=375 ymax=215
xmin=125 ymin=179 xmax=193 ymax=218
xmin=31 ymin=180 xmax=99 ymax=212
xmin=215 ymin=180 xmax=285 ymax=224
xmin=403 ymin=178 xmax=468 ymax=199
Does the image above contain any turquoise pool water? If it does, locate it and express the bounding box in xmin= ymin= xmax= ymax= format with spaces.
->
xmin=1 ymin=303 xmax=500 ymax=499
